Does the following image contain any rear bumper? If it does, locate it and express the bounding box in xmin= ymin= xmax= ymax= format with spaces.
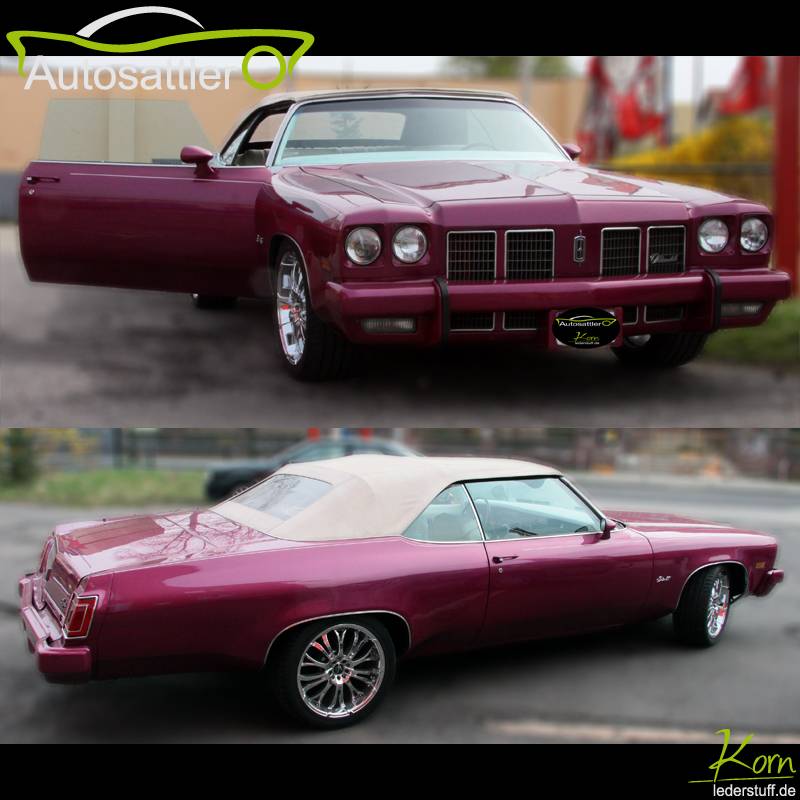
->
xmin=753 ymin=568 xmax=784 ymax=597
xmin=19 ymin=575 xmax=92 ymax=683
xmin=320 ymin=267 xmax=791 ymax=346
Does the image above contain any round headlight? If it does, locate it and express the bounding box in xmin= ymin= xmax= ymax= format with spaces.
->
xmin=345 ymin=227 xmax=381 ymax=265
xmin=698 ymin=218 xmax=729 ymax=253
xmin=392 ymin=226 xmax=428 ymax=264
xmin=740 ymin=217 xmax=768 ymax=252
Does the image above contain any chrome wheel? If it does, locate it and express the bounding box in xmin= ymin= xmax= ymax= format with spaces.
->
xmin=706 ymin=573 xmax=730 ymax=638
xmin=276 ymin=250 xmax=307 ymax=365
xmin=296 ymin=623 xmax=385 ymax=719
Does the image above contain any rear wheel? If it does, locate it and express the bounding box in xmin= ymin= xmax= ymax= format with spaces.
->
xmin=191 ymin=294 xmax=237 ymax=310
xmin=269 ymin=616 xmax=396 ymax=729
xmin=273 ymin=242 xmax=356 ymax=381
xmin=674 ymin=565 xmax=731 ymax=647
xmin=612 ymin=332 xmax=708 ymax=368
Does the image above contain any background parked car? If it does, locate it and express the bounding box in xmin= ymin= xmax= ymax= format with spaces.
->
xmin=204 ymin=434 xmax=420 ymax=500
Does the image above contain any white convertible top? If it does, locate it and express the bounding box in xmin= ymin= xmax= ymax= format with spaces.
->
xmin=215 ymin=455 xmax=560 ymax=542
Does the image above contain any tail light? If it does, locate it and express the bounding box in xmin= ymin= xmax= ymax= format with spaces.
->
xmin=63 ymin=595 xmax=98 ymax=639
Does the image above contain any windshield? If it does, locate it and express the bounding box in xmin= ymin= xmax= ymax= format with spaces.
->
xmin=273 ymin=97 xmax=568 ymax=166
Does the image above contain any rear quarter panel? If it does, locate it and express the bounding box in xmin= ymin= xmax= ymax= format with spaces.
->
xmin=94 ymin=537 xmax=489 ymax=678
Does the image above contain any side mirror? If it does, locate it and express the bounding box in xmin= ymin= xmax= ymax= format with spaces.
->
xmin=180 ymin=145 xmax=215 ymax=177
xmin=562 ymin=142 xmax=582 ymax=161
xmin=600 ymin=518 xmax=616 ymax=540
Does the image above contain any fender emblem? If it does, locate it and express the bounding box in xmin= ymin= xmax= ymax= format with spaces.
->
xmin=656 ymin=575 xmax=671 ymax=583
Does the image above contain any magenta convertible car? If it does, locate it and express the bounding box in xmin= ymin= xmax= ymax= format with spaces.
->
xmin=20 ymin=456 xmax=783 ymax=729
xmin=18 ymin=89 xmax=790 ymax=380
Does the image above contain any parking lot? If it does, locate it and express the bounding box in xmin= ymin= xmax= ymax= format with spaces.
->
xmin=1 ymin=474 xmax=798 ymax=744
xmin=1 ymin=224 xmax=798 ymax=427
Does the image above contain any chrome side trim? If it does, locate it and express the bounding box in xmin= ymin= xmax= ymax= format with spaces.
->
xmin=673 ymin=561 xmax=749 ymax=611
xmin=263 ymin=610 xmax=413 ymax=664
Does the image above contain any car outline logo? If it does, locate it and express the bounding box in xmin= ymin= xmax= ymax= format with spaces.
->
xmin=6 ymin=5 xmax=314 ymax=91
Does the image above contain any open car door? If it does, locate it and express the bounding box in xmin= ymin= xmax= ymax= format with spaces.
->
xmin=18 ymin=154 xmax=270 ymax=298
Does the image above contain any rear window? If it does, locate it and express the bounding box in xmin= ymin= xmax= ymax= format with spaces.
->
xmin=232 ymin=474 xmax=332 ymax=521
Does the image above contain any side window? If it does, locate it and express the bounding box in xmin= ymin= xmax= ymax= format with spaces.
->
xmin=250 ymin=112 xmax=287 ymax=144
xmin=465 ymin=478 xmax=602 ymax=540
xmin=403 ymin=484 xmax=483 ymax=543
xmin=220 ymin=110 xmax=287 ymax=166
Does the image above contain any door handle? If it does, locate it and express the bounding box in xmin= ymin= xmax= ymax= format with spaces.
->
xmin=26 ymin=176 xmax=60 ymax=184
xmin=492 ymin=555 xmax=519 ymax=564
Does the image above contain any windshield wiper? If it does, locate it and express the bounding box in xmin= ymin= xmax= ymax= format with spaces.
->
xmin=509 ymin=527 xmax=542 ymax=537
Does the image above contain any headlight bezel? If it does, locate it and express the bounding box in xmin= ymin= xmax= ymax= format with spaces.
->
xmin=392 ymin=225 xmax=428 ymax=264
xmin=740 ymin=217 xmax=769 ymax=253
xmin=345 ymin=227 xmax=382 ymax=266
xmin=697 ymin=218 xmax=730 ymax=254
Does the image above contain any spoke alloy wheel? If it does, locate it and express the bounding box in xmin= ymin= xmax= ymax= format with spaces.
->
xmin=276 ymin=251 xmax=307 ymax=365
xmin=706 ymin=573 xmax=730 ymax=638
xmin=296 ymin=623 xmax=385 ymax=719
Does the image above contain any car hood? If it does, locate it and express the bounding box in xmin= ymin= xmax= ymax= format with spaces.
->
xmin=606 ymin=509 xmax=774 ymax=543
xmin=296 ymin=160 xmax=738 ymax=208
xmin=53 ymin=510 xmax=304 ymax=576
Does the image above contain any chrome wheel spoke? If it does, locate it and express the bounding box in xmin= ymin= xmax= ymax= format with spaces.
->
xmin=275 ymin=251 xmax=308 ymax=366
xmin=706 ymin=574 xmax=730 ymax=638
xmin=296 ymin=623 xmax=386 ymax=720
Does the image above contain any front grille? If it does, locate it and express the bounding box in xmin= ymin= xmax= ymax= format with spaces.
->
xmin=505 ymin=230 xmax=554 ymax=280
xmin=601 ymin=228 xmax=641 ymax=276
xmin=504 ymin=311 xmax=538 ymax=330
xmin=647 ymin=226 xmax=686 ymax=274
xmin=450 ymin=312 xmax=495 ymax=331
xmin=447 ymin=231 xmax=496 ymax=281
xmin=645 ymin=304 xmax=684 ymax=323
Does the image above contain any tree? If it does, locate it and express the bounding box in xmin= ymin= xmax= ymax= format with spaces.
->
xmin=448 ymin=56 xmax=574 ymax=79
xmin=3 ymin=429 xmax=38 ymax=483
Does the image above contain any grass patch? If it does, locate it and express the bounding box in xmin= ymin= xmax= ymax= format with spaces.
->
xmin=705 ymin=298 xmax=800 ymax=368
xmin=0 ymin=468 xmax=206 ymax=507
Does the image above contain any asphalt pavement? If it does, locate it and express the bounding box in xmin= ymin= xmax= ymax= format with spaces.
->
xmin=1 ymin=475 xmax=798 ymax=743
xmin=2 ymin=224 xmax=798 ymax=427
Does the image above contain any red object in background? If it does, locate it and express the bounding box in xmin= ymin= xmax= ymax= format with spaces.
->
xmin=774 ymin=56 xmax=799 ymax=295
xmin=578 ymin=56 xmax=668 ymax=161
xmin=357 ymin=428 xmax=373 ymax=439
xmin=616 ymin=56 xmax=667 ymax=142
xmin=719 ymin=56 xmax=772 ymax=115
xmin=306 ymin=427 xmax=321 ymax=440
